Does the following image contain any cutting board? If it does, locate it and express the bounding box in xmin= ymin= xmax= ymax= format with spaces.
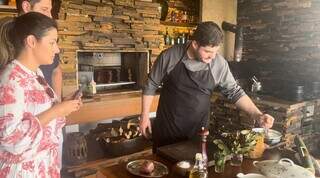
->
xmin=157 ymin=139 xmax=217 ymax=166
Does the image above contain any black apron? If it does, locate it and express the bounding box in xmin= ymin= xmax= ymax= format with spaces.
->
xmin=152 ymin=45 xmax=215 ymax=151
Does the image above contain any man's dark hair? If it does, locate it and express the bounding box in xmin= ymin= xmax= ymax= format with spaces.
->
xmin=191 ymin=21 xmax=224 ymax=47
xmin=16 ymin=0 xmax=41 ymax=14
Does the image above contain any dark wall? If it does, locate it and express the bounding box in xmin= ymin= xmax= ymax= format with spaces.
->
xmin=236 ymin=0 xmax=320 ymax=82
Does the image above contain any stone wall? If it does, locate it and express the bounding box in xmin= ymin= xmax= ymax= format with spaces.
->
xmin=237 ymin=0 xmax=320 ymax=81
xmin=57 ymin=0 xmax=163 ymax=95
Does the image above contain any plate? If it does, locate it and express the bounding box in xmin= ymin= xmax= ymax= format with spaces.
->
xmin=126 ymin=159 xmax=169 ymax=177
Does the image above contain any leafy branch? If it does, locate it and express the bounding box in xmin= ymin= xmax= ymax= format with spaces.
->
xmin=213 ymin=130 xmax=261 ymax=155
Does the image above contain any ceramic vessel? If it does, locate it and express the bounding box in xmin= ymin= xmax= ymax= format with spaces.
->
xmin=253 ymin=158 xmax=315 ymax=178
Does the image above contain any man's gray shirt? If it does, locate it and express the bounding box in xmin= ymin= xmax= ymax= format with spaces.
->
xmin=143 ymin=43 xmax=246 ymax=103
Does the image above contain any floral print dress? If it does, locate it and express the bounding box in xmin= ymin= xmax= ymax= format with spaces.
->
xmin=0 ymin=60 xmax=65 ymax=178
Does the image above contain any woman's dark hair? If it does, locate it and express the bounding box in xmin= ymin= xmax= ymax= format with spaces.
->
xmin=191 ymin=21 xmax=224 ymax=47
xmin=0 ymin=17 xmax=14 ymax=68
xmin=0 ymin=12 xmax=57 ymax=68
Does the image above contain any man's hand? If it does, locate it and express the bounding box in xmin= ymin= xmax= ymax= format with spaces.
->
xmin=139 ymin=114 xmax=152 ymax=139
xmin=257 ymin=114 xmax=274 ymax=129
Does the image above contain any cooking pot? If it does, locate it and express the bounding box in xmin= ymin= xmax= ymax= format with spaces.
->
xmin=253 ymin=158 xmax=315 ymax=178
xmin=99 ymin=136 xmax=150 ymax=157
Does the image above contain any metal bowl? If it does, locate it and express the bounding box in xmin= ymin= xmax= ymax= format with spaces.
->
xmin=252 ymin=128 xmax=282 ymax=145
xmin=265 ymin=129 xmax=282 ymax=145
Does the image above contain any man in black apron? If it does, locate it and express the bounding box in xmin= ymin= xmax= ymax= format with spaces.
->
xmin=140 ymin=22 xmax=274 ymax=152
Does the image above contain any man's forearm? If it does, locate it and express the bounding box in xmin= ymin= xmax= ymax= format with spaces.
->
xmin=235 ymin=95 xmax=262 ymax=119
xmin=52 ymin=65 xmax=62 ymax=99
xmin=141 ymin=95 xmax=154 ymax=117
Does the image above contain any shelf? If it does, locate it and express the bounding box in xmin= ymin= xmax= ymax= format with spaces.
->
xmin=66 ymin=93 xmax=160 ymax=125
xmin=167 ymin=1 xmax=199 ymax=12
xmin=0 ymin=5 xmax=17 ymax=13
xmin=160 ymin=21 xmax=197 ymax=27
xmin=96 ymin=81 xmax=136 ymax=88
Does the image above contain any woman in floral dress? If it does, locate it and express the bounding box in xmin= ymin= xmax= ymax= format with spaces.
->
xmin=0 ymin=12 xmax=82 ymax=177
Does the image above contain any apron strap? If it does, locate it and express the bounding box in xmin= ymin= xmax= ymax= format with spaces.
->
xmin=162 ymin=43 xmax=191 ymax=84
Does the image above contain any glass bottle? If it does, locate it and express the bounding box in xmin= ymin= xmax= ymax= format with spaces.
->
xmin=88 ymin=76 xmax=96 ymax=95
xmin=164 ymin=28 xmax=171 ymax=45
xmin=182 ymin=11 xmax=188 ymax=23
xmin=230 ymin=153 xmax=243 ymax=166
xmin=170 ymin=38 xmax=175 ymax=45
xmin=189 ymin=153 xmax=208 ymax=178
xmin=177 ymin=10 xmax=182 ymax=23
xmin=181 ymin=33 xmax=186 ymax=44
xmin=171 ymin=9 xmax=176 ymax=22
xmin=176 ymin=35 xmax=181 ymax=44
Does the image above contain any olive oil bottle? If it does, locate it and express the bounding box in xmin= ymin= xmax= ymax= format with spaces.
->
xmin=189 ymin=153 xmax=208 ymax=178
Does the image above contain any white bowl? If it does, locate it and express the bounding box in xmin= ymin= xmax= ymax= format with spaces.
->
xmin=237 ymin=173 xmax=266 ymax=178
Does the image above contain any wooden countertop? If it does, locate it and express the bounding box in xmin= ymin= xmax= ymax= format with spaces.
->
xmin=66 ymin=92 xmax=159 ymax=125
xmin=99 ymin=149 xmax=283 ymax=178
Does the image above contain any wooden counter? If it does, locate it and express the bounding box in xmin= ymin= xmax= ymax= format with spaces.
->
xmin=66 ymin=92 xmax=160 ymax=125
xmin=99 ymin=149 xmax=282 ymax=178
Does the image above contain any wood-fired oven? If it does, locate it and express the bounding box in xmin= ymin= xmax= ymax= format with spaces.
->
xmin=76 ymin=50 xmax=149 ymax=96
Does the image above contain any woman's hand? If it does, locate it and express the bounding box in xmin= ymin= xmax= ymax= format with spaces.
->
xmin=37 ymin=99 xmax=82 ymax=126
xmin=52 ymin=99 xmax=82 ymax=117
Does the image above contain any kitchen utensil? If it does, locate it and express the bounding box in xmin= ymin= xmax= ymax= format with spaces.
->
xmin=253 ymin=158 xmax=315 ymax=178
xmin=251 ymin=76 xmax=262 ymax=93
xmin=264 ymin=127 xmax=269 ymax=138
xmin=126 ymin=159 xmax=169 ymax=177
